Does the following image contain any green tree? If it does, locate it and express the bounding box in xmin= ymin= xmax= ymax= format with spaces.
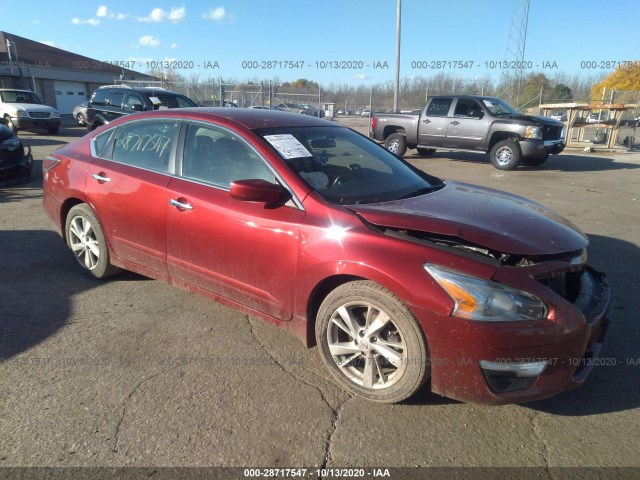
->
xmin=519 ymin=73 xmax=551 ymax=108
xmin=544 ymin=83 xmax=573 ymax=102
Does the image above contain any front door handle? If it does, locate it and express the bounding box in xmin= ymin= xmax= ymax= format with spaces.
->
xmin=422 ymin=119 xmax=431 ymax=124
xmin=450 ymin=121 xmax=460 ymax=126
xmin=92 ymin=172 xmax=110 ymax=183
xmin=169 ymin=198 xmax=194 ymax=211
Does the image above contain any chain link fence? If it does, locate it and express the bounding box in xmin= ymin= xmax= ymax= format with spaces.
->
xmin=114 ymin=79 xmax=324 ymax=111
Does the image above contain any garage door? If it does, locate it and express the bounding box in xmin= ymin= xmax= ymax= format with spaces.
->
xmin=54 ymin=81 xmax=87 ymax=114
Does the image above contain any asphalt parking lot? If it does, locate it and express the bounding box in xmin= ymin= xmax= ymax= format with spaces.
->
xmin=1 ymin=118 xmax=639 ymax=477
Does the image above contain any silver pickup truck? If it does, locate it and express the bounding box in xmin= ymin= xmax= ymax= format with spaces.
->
xmin=370 ymin=95 xmax=565 ymax=170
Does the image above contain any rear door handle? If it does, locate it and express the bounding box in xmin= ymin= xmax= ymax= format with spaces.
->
xmin=450 ymin=121 xmax=460 ymax=126
xmin=92 ymin=172 xmax=110 ymax=183
xmin=169 ymin=198 xmax=194 ymax=211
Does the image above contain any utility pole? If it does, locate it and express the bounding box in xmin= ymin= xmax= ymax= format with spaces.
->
xmin=393 ymin=0 xmax=401 ymax=112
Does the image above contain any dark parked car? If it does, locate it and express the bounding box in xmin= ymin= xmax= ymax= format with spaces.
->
xmin=42 ymin=108 xmax=611 ymax=404
xmin=0 ymin=120 xmax=32 ymax=181
xmin=86 ymin=85 xmax=197 ymax=131
xmin=73 ymin=101 xmax=88 ymax=126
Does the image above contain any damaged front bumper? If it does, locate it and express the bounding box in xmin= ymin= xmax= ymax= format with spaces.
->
xmin=417 ymin=264 xmax=611 ymax=405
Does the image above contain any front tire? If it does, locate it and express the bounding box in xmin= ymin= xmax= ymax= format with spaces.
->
xmin=65 ymin=204 xmax=120 ymax=279
xmin=76 ymin=113 xmax=86 ymax=126
xmin=385 ymin=133 xmax=407 ymax=157
xmin=490 ymin=139 xmax=521 ymax=170
xmin=316 ymin=281 xmax=429 ymax=403
xmin=47 ymin=127 xmax=59 ymax=135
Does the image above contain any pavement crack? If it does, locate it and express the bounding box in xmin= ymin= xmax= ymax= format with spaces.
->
xmin=319 ymin=396 xmax=351 ymax=470
xmin=111 ymin=364 xmax=181 ymax=453
xmin=245 ymin=315 xmax=352 ymax=468
xmin=530 ymin=410 xmax=554 ymax=479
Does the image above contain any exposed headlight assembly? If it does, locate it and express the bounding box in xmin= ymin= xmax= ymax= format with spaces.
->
xmin=424 ymin=264 xmax=547 ymax=322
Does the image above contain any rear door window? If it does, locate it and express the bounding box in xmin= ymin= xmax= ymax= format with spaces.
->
xmin=108 ymin=120 xmax=179 ymax=173
xmin=425 ymin=98 xmax=453 ymax=117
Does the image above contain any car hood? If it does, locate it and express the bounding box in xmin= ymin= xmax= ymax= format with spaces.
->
xmin=498 ymin=114 xmax=564 ymax=127
xmin=348 ymin=181 xmax=588 ymax=255
xmin=11 ymin=103 xmax=57 ymax=112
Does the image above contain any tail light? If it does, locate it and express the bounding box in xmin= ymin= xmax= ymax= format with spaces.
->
xmin=371 ymin=116 xmax=377 ymax=130
xmin=43 ymin=155 xmax=61 ymax=179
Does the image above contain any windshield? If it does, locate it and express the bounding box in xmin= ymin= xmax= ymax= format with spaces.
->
xmin=482 ymin=98 xmax=519 ymax=116
xmin=0 ymin=90 xmax=43 ymax=104
xmin=255 ymin=126 xmax=443 ymax=205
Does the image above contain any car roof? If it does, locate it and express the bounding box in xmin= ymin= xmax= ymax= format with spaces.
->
xmin=119 ymin=107 xmax=335 ymax=130
xmin=430 ymin=95 xmax=502 ymax=101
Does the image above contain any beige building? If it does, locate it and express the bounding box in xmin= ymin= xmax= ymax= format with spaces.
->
xmin=0 ymin=31 xmax=154 ymax=113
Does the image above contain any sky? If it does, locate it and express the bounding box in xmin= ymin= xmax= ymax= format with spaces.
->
xmin=4 ymin=0 xmax=639 ymax=86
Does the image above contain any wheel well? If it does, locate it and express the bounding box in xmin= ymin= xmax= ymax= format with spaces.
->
xmin=59 ymin=198 xmax=85 ymax=242
xmin=488 ymin=131 xmax=520 ymax=151
xmin=383 ymin=126 xmax=405 ymax=140
xmin=91 ymin=121 xmax=103 ymax=131
xmin=305 ymin=274 xmax=365 ymax=346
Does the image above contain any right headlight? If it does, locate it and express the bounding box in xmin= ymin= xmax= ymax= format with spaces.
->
xmin=424 ymin=264 xmax=547 ymax=322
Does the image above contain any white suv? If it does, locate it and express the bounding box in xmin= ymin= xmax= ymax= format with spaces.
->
xmin=0 ymin=89 xmax=61 ymax=134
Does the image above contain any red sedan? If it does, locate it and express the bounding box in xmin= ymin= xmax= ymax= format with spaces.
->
xmin=42 ymin=108 xmax=611 ymax=404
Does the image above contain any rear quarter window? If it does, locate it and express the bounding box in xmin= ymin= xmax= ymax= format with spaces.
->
xmin=90 ymin=89 xmax=108 ymax=107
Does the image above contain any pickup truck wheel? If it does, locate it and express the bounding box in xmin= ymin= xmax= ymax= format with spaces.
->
xmin=316 ymin=280 xmax=429 ymax=403
xmin=47 ymin=127 xmax=59 ymax=135
xmin=385 ymin=133 xmax=407 ymax=157
xmin=521 ymin=153 xmax=549 ymax=167
xmin=490 ymin=139 xmax=521 ymax=170
xmin=417 ymin=147 xmax=436 ymax=157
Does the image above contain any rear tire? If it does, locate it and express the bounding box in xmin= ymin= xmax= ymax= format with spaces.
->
xmin=490 ymin=139 xmax=521 ymax=170
xmin=76 ymin=113 xmax=86 ymax=126
xmin=417 ymin=147 xmax=436 ymax=157
xmin=316 ymin=280 xmax=429 ymax=403
xmin=385 ymin=133 xmax=407 ymax=157
xmin=65 ymin=204 xmax=120 ymax=279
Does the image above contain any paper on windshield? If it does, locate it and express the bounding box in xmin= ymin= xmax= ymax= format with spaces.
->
xmin=264 ymin=134 xmax=312 ymax=159
xmin=482 ymin=100 xmax=494 ymax=107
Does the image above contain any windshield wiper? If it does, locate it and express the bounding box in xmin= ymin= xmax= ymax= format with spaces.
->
xmin=398 ymin=185 xmax=443 ymax=199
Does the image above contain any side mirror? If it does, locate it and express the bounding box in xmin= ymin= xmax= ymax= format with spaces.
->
xmin=230 ymin=179 xmax=289 ymax=205
xmin=131 ymin=104 xmax=144 ymax=112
